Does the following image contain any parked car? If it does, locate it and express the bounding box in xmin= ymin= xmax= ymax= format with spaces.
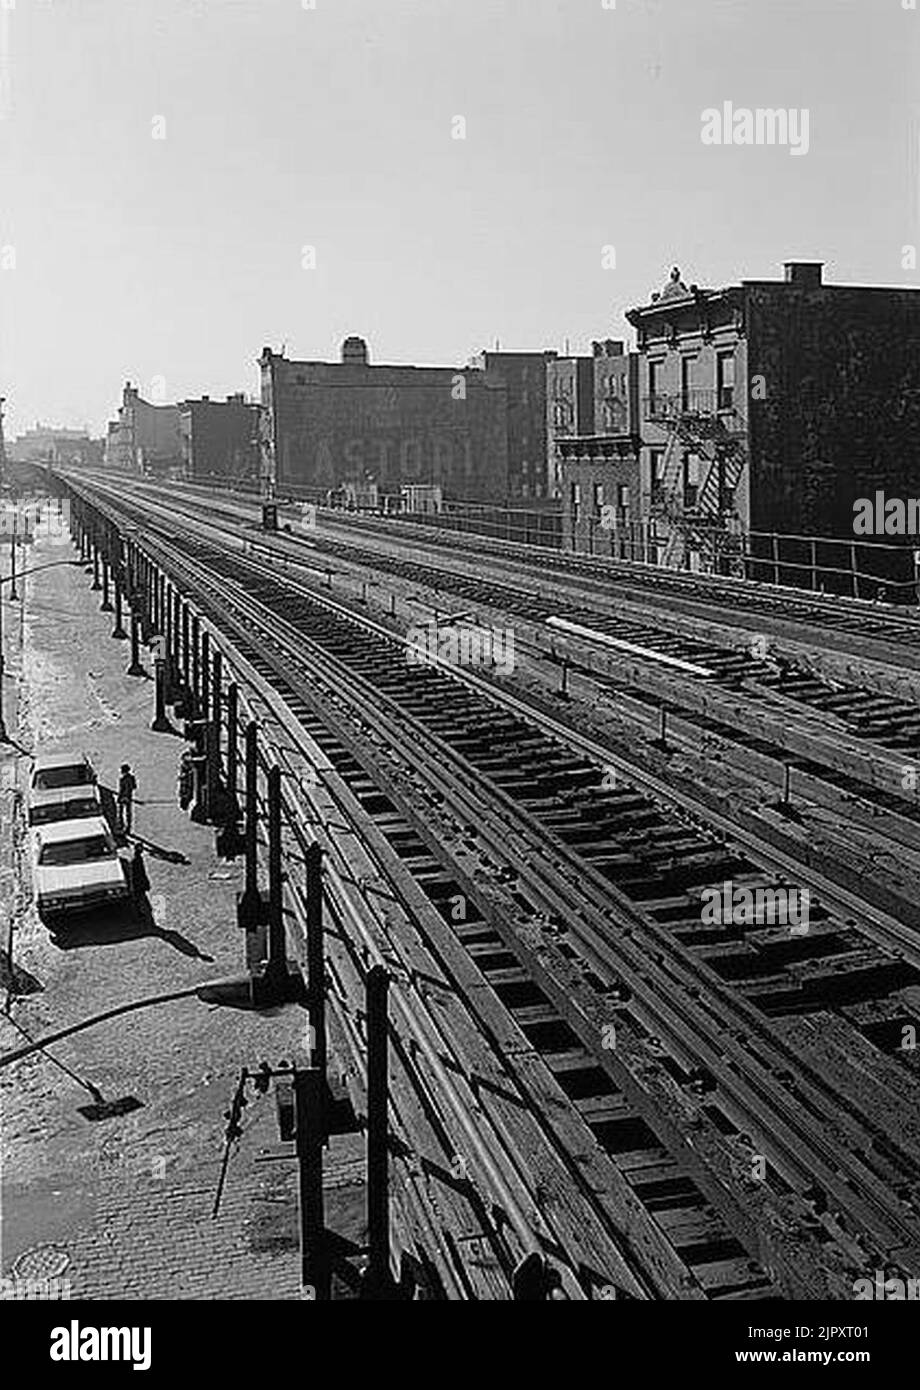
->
xmin=28 ymin=784 xmax=103 ymax=827
xmin=32 ymin=816 xmax=129 ymax=920
xmin=28 ymin=752 xmax=102 ymax=828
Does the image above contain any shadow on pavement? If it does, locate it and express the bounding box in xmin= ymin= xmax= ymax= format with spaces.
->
xmin=77 ymin=1095 xmax=144 ymax=1122
xmin=0 ymin=955 xmax=44 ymax=996
xmin=128 ymin=834 xmax=191 ymax=866
xmin=44 ymin=896 xmax=214 ymax=962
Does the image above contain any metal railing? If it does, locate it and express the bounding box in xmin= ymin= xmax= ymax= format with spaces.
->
xmin=643 ymin=390 xmax=744 ymax=428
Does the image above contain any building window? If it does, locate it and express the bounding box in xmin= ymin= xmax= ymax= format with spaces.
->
xmin=603 ymin=399 xmax=625 ymax=433
xmin=681 ymin=356 xmax=697 ymax=413
xmin=717 ymin=354 xmax=735 ymax=411
xmin=650 ymin=449 xmax=665 ymax=503
xmin=683 ymin=452 xmax=700 ymax=509
xmin=648 ymin=360 xmax=662 ymax=408
xmin=618 ymin=484 xmax=629 ymax=513
xmin=593 ymin=482 xmax=604 ymax=514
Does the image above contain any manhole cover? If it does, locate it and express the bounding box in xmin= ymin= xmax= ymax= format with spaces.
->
xmin=12 ymin=1246 xmax=70 ymax=1281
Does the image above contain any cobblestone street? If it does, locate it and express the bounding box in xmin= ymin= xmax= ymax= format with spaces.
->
xmin=1 ymin=531 xmax=361 ymax=1300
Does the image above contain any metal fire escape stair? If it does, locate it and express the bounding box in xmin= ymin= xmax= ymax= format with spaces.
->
xmin=648 ymin=395 xmax=747 ymax=570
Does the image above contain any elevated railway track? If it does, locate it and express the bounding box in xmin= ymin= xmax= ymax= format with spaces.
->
xmin=52 ymin=471 xmax=920 ymax=1300
xmin=64 ymin=478 xmax=920 ymax=868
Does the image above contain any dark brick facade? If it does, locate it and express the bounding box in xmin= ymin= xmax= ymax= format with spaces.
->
xmin=547 ymin=356 xmax=594 ymax=497
xmin=179 ymin=394 xmax=260 ymax=483
xmin=743 ymin=277 xmax=920 ymax=538
xmin=623 ymin=263 xmax=920 ymax=573
xmin=260 ymin=340 xmax=509 ymax=504
xmin=469 ymin=350 xmax=558 ymax=500
xmin=555 ymin=342 xmax=643 ymax=552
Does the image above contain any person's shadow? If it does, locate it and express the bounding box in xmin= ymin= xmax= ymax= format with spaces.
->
xmin=50 ymin=866 xmax=213 ymax=962
xmin=128 ymin=858 xmax=215 ymax=962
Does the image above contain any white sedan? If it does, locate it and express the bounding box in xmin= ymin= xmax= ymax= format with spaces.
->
xmin=32 ymin=816 xmax=129 ymax=920
xmin=28 ymin=752 xmax=102 ymax=827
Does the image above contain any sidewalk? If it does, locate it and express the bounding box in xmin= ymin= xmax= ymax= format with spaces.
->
xmin=0 ymin=525 xmax=365 ymax=1299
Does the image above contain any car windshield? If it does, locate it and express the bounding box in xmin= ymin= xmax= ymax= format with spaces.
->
xmin=34 ymin=765 xmax=93 ymax=790
xmin=39 ymin=836 xmax=115 ymax=866
xmin=30 ymin=799 xmax=100 ymax=825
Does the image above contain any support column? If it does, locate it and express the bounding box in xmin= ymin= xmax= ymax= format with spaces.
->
xmin=163 ymin=584 xmax=177 ymax=700
xmin=265 ymin=765 xmax=287 ymax=995
xmin=112 ymin=557 xmax=127 ymax=639
xmin=226 ymin=682 xmax=238 ymax=808
xmin=181 ymin=602 xmax=191 ymax=695
xmin=100 ymin=557 xmax=113 ymax=612
xmin=295 ymin=1068 xmax=329 ymax=1301
xmin=306 ymin=844 xmax=327 ymax=1083
xmin=200 ymin=630 xmax=211 ymax=728
xmin=127 ymin=610 xmax=145 ymax=677
xmin=170 ymin=589 xmax=181 ymax=671
xmin=365 ymin=965 xmax=392 ymax=1297
xmin=124 ymin=540 xmax=135 ymax=604
xmin=151 ymin=657 xmax=172 ymax=733
xmin=139 ymin=556 xmax=151 ymax=643
xmin=210 ymin=649 xmax=223 ymax=791
xmin=191 ymin=614 xmax=201 ymax=711
xmin=239 ymin=721 xmax=261 ymax=927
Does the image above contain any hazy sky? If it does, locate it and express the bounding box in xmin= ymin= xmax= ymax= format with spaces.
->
xmin=1 ymin=0 xmax=917 ymax=436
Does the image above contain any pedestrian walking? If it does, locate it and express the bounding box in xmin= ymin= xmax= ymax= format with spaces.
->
xmin=117 ymin=762 xmax=137 ymax=835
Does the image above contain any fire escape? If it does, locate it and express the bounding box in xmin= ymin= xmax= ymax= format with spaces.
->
xmin=645 ymin=388 xmax=747 ymax=570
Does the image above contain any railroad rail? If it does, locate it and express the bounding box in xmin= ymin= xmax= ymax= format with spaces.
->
xmin=57 ymin=474 xmax=920 ymax=1300
xmin=137 ymin=473 xmax=920 ymax=655
xmin=67 ymin=478 xmax=920 ymax=864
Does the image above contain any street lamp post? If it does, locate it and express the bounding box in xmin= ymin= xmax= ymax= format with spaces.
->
xmin=9 ymin=516 xmax=18 ymax=602
xmin=0 ymin=556 xmax=6 ymax=744
xmin=0 ymin=523 xmax=83 ymax=741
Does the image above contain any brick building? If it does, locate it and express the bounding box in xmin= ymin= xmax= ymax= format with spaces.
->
xmin=546 ymin=354 xmax=594 ymax=497
xmin=624 ymin=267 xmax=749 ymax=569
xmin=9 ymin=423 xmax=102 ymax=467
xmin=259 ymin=338 xmax=509 ymax=504
xmin=468 ymin=349 xmax=558 ymax=500
xmin=104 ymin=383 xmax=182 ymax=475
xmin=557 ymin=262 xmax=920 ymax=584
xmin=555 ymin=342 xmax=643 ymax=554
xmin=178 ymin=394 xmax=260 ymax=483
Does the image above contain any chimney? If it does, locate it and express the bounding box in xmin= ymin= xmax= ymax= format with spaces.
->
xmin=341 ymin=336 xmax=369 ymax=365
xmin=784 ymin=261 xmax=823 ymax=288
